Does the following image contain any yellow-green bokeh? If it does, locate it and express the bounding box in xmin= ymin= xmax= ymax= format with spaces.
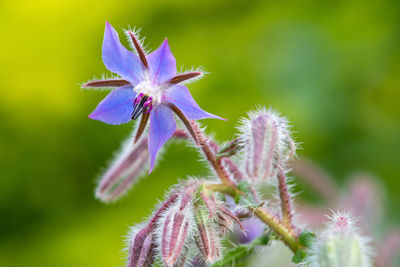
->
xmin=0 ymin=0 xmax=399 ymax=266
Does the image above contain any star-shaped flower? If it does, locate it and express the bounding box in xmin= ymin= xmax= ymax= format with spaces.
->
xmin=84 ymin=22 xmax=222 ymax=171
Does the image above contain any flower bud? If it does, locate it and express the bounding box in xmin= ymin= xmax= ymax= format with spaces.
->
xmin=308 ymin=211 xmax=372 ymax=267
xmin=159 ymin=187 xmax=196 ymax=267
xmin=194 ymin=207 xmax=221 ymax=264
xmin=127 ymin=194 xmax=178 ymax=267
xmin=239 ymin=108 xmax=295 ymax=181
xmin=127 ymin=227 xmax=155 ymax=267
xmin=95 ymin=133 xmax=149 ymax=202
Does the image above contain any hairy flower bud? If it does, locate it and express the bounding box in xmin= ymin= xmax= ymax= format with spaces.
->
xmin=127 ymin=194 xmax=179 ymax=267
xmin=158 ymin=186 xmax=197 ymax=267
xmin=95 ymin=132 xmax=149 ymax=202
xmin=194 ymin=207 xmax=221 ymax=263
xmin=128 ymin=227 xmax=155 ymax=267
xmin=307 ymin=211 xmax=372 ymax=267
xmin=239 ymin=108 xmax=295 ymax=181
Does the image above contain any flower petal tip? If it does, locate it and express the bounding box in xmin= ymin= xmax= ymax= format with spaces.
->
xmin=219 ymin=116 xmax=228 ymax=121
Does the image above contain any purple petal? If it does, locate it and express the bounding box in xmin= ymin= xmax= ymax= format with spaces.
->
xmin=238 ymin=217 xmax=264 ymax=243
xmin=163 ymin=85 xmax=223 ymax=120
xmin=148 ymin=104 xmax=176 ymax=172
xmin=89 ymin=85 xmax=135 ymax=125
xmin=147 ymin=39 xmax=176 ymax=85
xmin=102 ymin=22 xmax=145 ymax=85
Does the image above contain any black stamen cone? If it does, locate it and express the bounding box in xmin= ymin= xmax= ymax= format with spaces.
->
xmin=132 ymin=96 xmax=148 ymax=120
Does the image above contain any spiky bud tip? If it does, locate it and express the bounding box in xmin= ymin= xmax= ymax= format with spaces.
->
xmin=307 ymin=211 xmax=372 ymax=267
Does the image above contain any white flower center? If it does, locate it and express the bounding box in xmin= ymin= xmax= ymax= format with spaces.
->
xmin=133 ymin=79 xmax=164 ymax=105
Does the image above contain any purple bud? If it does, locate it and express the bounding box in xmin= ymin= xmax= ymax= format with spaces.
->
xmin=239 ymin=108 xmax=295 ymax=181
xmin=95 ymin=132 xmax=149 ymax=202
xmin=237 ymin=217 xmax=264 ymax=243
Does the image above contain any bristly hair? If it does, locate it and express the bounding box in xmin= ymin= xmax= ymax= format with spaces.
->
xmin=94 ymin=125 xmax=150 ymax=203
xmin=306 ymin=210 xmax=373 ymax=267
xmin=177 ymin=66 xmax=208 ymax=85
xmin=236 ymin=106 xmax=297 ymax=182
xmin=124 ymin=26 xmax=151 ymax=55
xmin=81 ymin=73 xmax=123 ymax=90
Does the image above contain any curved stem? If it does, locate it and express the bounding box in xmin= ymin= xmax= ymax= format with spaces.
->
xmin=170 ymin=104 xmax=236 ymax=187
xmin=252 ymin=207 xmax=300 ymax=252
xmin=206 ymin=183 xmax=301 ymax=253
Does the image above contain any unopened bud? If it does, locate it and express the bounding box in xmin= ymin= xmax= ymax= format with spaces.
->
xmin=159 ymin=188 xmax=196 ymax=267
xmin=194 ymin=207 xmax=221 ymax=264
xmin=308 ymin=211 xmax=372 ymax=267
xmin=127 ymin=227 xmax=155 ymax=267
xmin=127 ymin=194 xmax=179 ymax=267
xmin=239 ymin=108 xmax=295 ymax=180
xmin=95 ymin=133 xmax=149 ymax=202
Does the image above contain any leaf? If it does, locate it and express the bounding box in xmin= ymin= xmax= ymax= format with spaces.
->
xmin=236 ymin=181 xmax=258 ymax=206
xmin=211 ymin=234 xmax=271 ymax=267
xmin=299 ymin=231 xmax=316 ymax=248
xmin=292 ymin=250 xmax=307 ymax=264
xmin=211 ymin=245 xmax=252 ymax=267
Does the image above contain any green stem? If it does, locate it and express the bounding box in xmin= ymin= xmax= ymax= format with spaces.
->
xmin=207 ymin=183 xmax=301 ymax=253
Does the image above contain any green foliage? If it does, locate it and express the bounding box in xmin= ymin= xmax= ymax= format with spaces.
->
xmin=299 ymin=231 xmax=316 ymax=248
xmin=292 ymin=250 xmax=307 ymax=264
xmin=212 ymin=234 xmax=271 ymax=267
xmin=291 ymin=232 xmax=315 ymax=264
xmin=235 ymin=181 xmax=258 ymax=206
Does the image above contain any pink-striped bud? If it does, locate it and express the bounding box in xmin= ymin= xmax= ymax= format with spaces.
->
xmin=239 ymin=108 xmax=295 ymax=181
xmin=95 ymin=133 xmax=149 ymax=202
xmin=158 ymin=186 xmax=196 ymax=267
xmin=127 ymin=194 xmax=179 ymax=267
xmin=194 ymin=207 xmax=221 ymax=264
xmin=200 ymin=188 xmax=217 ymax=219
xmin=127 ymin=227 xmax=155 ymax=267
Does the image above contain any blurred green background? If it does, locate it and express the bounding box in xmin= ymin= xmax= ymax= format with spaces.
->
xmin=0 ymin=0 xmax=399 ymax=266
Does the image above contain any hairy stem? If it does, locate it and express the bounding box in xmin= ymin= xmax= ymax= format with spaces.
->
xmin=170 ymin=104 xmax=236 ymax=187
xmin=207 ymin=183 xmax=301 ymax=253
xmin=277 ymin=168 xmax=294 ymax=231
xmin=252 ymin=207 xmax=300 ymax=252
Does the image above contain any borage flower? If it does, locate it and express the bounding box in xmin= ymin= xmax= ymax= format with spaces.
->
xmin=84 ymin=22 xmax=222 ymax=171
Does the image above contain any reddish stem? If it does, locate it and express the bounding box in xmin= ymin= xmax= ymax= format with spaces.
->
xmin=277 ymin=168 xmax=295 ymax=231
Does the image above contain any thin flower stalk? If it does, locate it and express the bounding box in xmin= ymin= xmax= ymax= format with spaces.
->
xmin=277 ymin=168 xmax=295 ymax=231
xmin=181 ymin=118 xmax=235 ymax=187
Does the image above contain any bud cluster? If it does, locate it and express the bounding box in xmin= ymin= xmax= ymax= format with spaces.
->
xmin=85 ymin=24 xmax=377 ymax=267
xmin=127 ymin=180 xmax=243 ymax=267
